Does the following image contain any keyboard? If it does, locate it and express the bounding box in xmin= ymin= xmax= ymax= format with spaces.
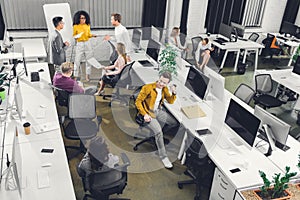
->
xmin=33 ymin=122 xmax=60 ymax=134
xmin=138 ymin=60 xmax=153 ymax=67
xmin=215 ymin=37 xmax=228 ymax=43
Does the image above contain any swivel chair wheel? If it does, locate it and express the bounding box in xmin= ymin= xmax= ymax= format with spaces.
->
xmin=178 ymin=183 xmax=183 ymax=189
xmin=133 ymin=146 xmax=138 ymax=151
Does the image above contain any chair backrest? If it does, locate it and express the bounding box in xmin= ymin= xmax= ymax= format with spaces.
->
xmin=255 ymin=74 xmax=273 ymax=94
xmin=191 ymin=36 xmax=202 ymax=54
xmin=83 ymin=153 xmax=130 ymax=198
xmin=234 ymin=83 xmax=256 ymax=104
xmin=68 ymin=94 xmax=96 ymax=119
xmin=115 ymin=61 xmax=135 ymax=88
xmin=108 ymin=40 xmax=118 ymax=65
xmin=248 ymin=32 xmax=259 ymax=42
xmin=49 ymin=83 xmax=71 ymax=107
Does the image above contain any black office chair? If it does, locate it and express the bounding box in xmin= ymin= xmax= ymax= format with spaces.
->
xmin=234 ymin=83 xmax=256 ymax=105
xmin=49 ymin=83 xmax=71 ymax=123
xmin=131 ymin=86 xmax=169 ymax=151
xmin=191 ymin=36 xmax=203 ymax=64
xmin=248 ymin=32 xmax=259 ymax=42
xmin=78 ymin=153 xmax=130 ymax=200
xmin=261 ymin=33 xmax=282 ymax=65
xmin=253 ymin=74 xmax=284 ymax=109
xmin=177 ymin=134 xmax=215 ymax=200
xmin=241 ymin=32 xmax=260 ymax=66
xmin=63 ymin=94 xmax=102 ymax=160
xmin=108 ymin=40 xmax=118 ymax=65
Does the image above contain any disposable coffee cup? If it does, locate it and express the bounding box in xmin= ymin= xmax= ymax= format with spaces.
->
xmin=23 ymin=122 xmax=31 ymax=135
xmin=0 ymin=88 xmax=5 ymax=101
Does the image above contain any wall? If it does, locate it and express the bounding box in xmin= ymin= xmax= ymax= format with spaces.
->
xmin=164 ymin=0 xmax=183 ymax=30
xmin=295 ymin=5 xmax=300 ymax=26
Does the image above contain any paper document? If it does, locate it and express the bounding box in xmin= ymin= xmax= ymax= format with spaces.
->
xmin=87 ymin=57 xmax=104 ymax=69
xmin=74 ymin=32 xmax=83 ymax=39
xmin=181 ymin=104 xmax=206 ymax=119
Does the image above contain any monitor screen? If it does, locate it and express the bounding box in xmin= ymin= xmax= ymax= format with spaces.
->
xmin=225 ymin=99 xmax=261 ymax=148
xmin=14 ymin=83 xmax=23 ymax=120
xmin=219 ymin=23 xmax=232 ymax=41
xmin=151 ymin=26 xmax=161 ymax=43
xmin=280 ymin=21 xmax=298 ymax=36
xmin=231 ymin=22 xmax=245 ymax=38
xmin=132 ymin=29 xmax=141 ymax=49
xmin=292 ymin=56 xmax=300 ymax=75
xmin=146 ymin=39 xmax=160 ymax=62
xmin=185 ymin=66 xmax=210 ymax=100
xmin=254 ymin=105 xmax=290 ymax=146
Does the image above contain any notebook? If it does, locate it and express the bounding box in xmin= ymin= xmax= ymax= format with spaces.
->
xmin=181 ymin=104 xmax=206 ymax=119
xmin=138 ymin=60 xmax=153 ymax=67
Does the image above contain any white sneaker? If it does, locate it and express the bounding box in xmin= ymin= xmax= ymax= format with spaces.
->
xmin=161 ymin=157 xmax=173 ymax=169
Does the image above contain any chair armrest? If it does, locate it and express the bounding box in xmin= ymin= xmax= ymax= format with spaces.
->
xmin=120 ymin=153 xmax=130 ymax=166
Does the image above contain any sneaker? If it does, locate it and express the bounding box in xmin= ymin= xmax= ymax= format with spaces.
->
xmin=94 ymin=90 xmax=105 ymax=96
xmin=161 ymin=157 xmax=173 ymax=169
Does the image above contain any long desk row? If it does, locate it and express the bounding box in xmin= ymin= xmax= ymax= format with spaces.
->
xmin=0 ymin=63 xmax=75 ymax=199
xmin=130 ymin=50 xmax=300 ymax=199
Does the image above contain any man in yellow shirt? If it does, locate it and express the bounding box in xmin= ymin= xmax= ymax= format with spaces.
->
xmin=135 ymin=71 xmax=178 ymax=169
xmin=73 ymin=10 xmax=96 ymax=81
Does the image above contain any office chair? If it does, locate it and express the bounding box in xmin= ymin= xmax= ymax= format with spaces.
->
xmin=63 ymin=94 xmax=102 ymax=160
xmin=49 ymin=83 xmax=71 ymax=123
xmin=177 ymin=134 xmax=215 ymax=200
xmin=108 ymin=40 xmax=118 ymax=65
xmin=253 ymin=74 xmax=284 ymax=109
xmin=261 ymin=33 xmax=282 ymax=65
xmin=77 ymin=153 xmax=130 ymax=200
xmin=234 ymin=83 xmax=256 ymax=105
xmin=191 ymin=36 xmax=203 ymax=64
xmin=241 ymin=32 xmax=260 ymax=66
xmin=131 ymin=86 xmax=169 ymax=151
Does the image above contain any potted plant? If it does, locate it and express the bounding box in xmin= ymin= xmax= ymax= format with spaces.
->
xmin=254 ymin=166 xmax=297 ymax=200
xmin=158 ymin=45 xmax=179 ymax=76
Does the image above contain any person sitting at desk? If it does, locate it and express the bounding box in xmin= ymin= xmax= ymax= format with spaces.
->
xmin=94 ymin=43 xmax=131 ymax=96
xmin=135 ymin=71 xmax=178 ymax=169
xmin=78 ymin=136 xmax=119 ymax=191
xmin=53 ymin=62 xmax=97 ymax=94
xmin=195 ymin=38 xmax=214 ymax=71
xmin=169 ymin=27 xmax=188 ymax=58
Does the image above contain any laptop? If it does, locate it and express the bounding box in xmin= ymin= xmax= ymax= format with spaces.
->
xmin=138 ymin=60 xmax=153 ymax=67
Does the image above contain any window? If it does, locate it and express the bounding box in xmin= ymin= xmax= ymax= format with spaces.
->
xmin=242 ymin=0 xmax=267 ymax=27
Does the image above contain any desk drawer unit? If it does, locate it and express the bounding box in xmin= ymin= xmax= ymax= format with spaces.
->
xmin=210 ymin=168 xmax=236 ymax=200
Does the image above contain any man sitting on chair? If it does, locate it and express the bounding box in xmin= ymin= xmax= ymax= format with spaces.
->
xmin=53 ymin=62 xmax=97 ymax=94
xmin=135 ymin=71 xmax=178 ymax=169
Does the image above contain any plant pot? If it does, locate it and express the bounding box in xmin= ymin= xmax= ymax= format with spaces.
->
xmin=253 ymin=189 xmax=293 ymax=200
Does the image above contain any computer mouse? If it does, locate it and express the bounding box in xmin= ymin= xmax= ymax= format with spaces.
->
xmin=38 ymin=69 xmax=44 ymax=72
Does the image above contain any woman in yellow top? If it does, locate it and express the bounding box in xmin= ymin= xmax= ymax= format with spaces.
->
xmin=73 ymin=10 xmax=96 ymax=81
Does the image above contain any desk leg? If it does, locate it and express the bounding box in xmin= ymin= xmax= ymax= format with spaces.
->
xmin=233 ymin=51 xmax=240 ymax=72
xmin=178 ymin=130 xmax=187 ymax=161
xmin=255 ymin=49 xmax=259 ymax=71
xmin=220 ymin=50 xmax=228 ymax=71
xmin=243 ymin=50 xmax=247 ymax=63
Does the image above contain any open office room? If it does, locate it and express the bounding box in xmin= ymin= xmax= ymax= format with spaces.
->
xmin=0 ymin=0 xmax=300 ymax=199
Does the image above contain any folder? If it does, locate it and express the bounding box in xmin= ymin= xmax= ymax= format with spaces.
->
xmin=181 ymin=104 xmax=206 ymax=119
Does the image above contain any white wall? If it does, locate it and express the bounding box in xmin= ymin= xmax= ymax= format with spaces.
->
xmin=186 ymin=0 xmax=208 ymax=38
xmin=164 ymin=0 xmax=183 ymax=30
xmin=295 ymin=5 xmax=300 ymax=26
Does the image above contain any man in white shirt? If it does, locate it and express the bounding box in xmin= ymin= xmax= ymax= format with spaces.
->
xmin=104 ymin=13 xmax=132 ymax=53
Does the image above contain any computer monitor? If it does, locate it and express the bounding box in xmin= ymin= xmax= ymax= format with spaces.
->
xmin=280 ymin=21 xmax=298 ymax=37
xmin=151 ymin=26 xmax=161 ymax=44
xmin=225 ymin=99 xmax=261 ymax=149
xmin=132 ymin=29 xmax=142 ymax=49
xmin=231 ymin=22 xmax=245 ymax=38
xmin=219 ymin=23 xmax=233 ymax=41
xmin=205 ymin=71 xmax=225 ymax=101
xmin=146 ymin=39 xmax=160 ymax=62
xmin=22 ymin=47 xmax=28 ymax=77
xmin=185 ymin=66 xmax=210 ymax=100
xmin=14 ymin=83 xmax=23 ymax=120
xmin=254 ymin=105 xmax=290 ymax=150
xmin=292 ymin=56 xmax=300 ymax=76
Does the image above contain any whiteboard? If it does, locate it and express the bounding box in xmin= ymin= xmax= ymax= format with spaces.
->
xmin=43 ymin=3 xmax=73 ymax=43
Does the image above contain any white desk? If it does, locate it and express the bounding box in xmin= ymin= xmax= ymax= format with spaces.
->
xmin=0 ymin=38 xmax=46 ymax=61
xmin=0 ymin=63 xmax=75 ymax=199
xmin=200 ymin=34 xmax=264 ymax=72
xmin=130 ymin=51 xmax=300 ymax=199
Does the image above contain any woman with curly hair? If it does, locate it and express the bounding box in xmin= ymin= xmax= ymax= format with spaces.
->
xmin=73 ymin=10 xmax=97 ymax=81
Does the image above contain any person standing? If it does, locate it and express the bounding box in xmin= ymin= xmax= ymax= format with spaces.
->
xmin=48 ymin=16 xmax=70 ymax=72
xmin=104 ymin=13 xmax=132 ymax=53
xmin=135 ymin=72 xmax=178 ymax=169
xmin=73 ymin=10 xmax=97 ymax=81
